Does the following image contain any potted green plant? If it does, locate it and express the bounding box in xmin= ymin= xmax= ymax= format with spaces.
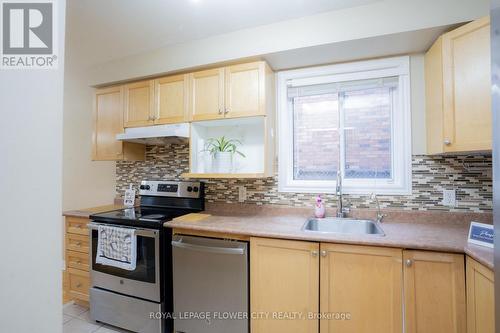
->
xmin=203 ymin=136 xmax=245 ymax=173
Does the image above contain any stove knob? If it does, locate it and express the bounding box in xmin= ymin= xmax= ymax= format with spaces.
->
xmin=140 ymin=185 xmax=146 ymax=190
xmin=187 ymin=186 xmax=193 ymax=192
xmin=193 ymin=186 xmax=199 ymax=192
xmin=145 ymin=185 xmax=151 ymax=190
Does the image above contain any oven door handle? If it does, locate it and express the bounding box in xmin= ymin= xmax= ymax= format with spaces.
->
xmin=88 ymin=222 xmax=159 ymax=238
xmin=171 ymin=239 xmax=245 ymax=255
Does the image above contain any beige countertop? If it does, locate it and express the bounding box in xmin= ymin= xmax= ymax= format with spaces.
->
xmin=62 ymin=202 xmax=494 ymax=269
xmin=464 ymin=243 xmax=494 ymax=270
xmin=63 ymin=204 xmax=125 ymax=218
xmin=166 ymin=203 xmax=494 ymax=269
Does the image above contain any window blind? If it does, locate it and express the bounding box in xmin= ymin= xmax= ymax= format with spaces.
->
xmin=287 ymin=76 xmax=399 ymax=99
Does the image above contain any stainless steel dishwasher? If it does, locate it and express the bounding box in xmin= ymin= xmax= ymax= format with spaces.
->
xmin=171 ymin=235 xmax=249 ymax=333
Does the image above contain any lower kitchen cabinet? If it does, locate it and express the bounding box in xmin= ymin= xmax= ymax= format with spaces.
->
xmin=63 ymin=216 xmax=90 ymax=305
xmin=466 ymin=256 xmax=495 ymax=333
xmin=250 ymin=238 xmax=468 ymax=333
xmin=403 ymin=250 xmax=466 ymax=333
xmin=250 ymin=237 xmax=319 ymax=333
xmin=320 ymin=244 xmax=403 ymax=333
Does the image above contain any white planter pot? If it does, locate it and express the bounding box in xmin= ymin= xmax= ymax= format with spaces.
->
xmin=213 ymin=152 xmax=233 ymax=173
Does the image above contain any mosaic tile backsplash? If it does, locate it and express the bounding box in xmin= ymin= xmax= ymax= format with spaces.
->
xmin=116 ymin=144 xmax=493 ymax=213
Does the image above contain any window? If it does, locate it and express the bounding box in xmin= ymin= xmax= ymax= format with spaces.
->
xmin=277 ymin=57 xmax=412 ymax=195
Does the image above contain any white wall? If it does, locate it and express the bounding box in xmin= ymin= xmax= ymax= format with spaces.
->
xmin=62 ymin=0 xmax=116 ymax=211
xmin=0 ymin=2 xmax=66 ymax=332
xmin=88 ymin=0 xmax=489 ymax=85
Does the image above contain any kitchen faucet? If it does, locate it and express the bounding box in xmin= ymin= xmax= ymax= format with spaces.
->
xmin=336 ymin=170 xmax=346 ymax=218
xmin=371 ymin=193 xmax=386 ymax=223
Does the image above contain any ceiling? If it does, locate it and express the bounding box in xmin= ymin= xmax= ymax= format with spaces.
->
xmin=66 ymin=0 xmax=381 ymax=66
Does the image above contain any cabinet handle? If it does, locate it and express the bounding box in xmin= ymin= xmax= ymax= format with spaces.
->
xmin=311 ymin=250 xmax=318 ymax=257
xmin=405 ymin=259 xmax=413 ymax=267
xmin=320 ymin=250 xmax=327 ymax=257
xmin=76 ymin=260 xmax=81 ymax=264
xmin=76 ymin=242 xmax=81 ymax=247
xmin=76 ymin=283 xmax=82 ymax=288
xmin=444 ymin=139 xmax=451 ymax=145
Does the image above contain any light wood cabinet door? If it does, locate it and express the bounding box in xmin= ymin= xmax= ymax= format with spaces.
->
xmin=425 ymin=16 xmax=491 ymax=154
xmin=320 ymin=243 xmax=403 ymax=333
xmin=92 ymin=86 xmax=124 ymax=160
xmin=442 ymin=16 xmax=491 ymax=152
xmin=404 ymin=251 xmax=466 ymax=333
xmin=224 ymin=61 xmax=266 ymax=118
xmin=466 ymin=256 xmax=494 ymax=333
xmin=67 ymin=268 xmax=90 ymax=302
xmin=154 ymin=74 xmax=188 ymax=124
xmin=92 ymin=86 xmax=145 ymax=161
xmin=250 ymin=237 xmax=319 ymax=333
xmin=124 ymin=80 xmax=155 ymax=127
xmin=190 ymin=68 xmax=225 ymax=121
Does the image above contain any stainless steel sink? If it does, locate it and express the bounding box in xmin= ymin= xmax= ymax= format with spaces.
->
xmin=302 ymin=217 xmax=385 ymax=236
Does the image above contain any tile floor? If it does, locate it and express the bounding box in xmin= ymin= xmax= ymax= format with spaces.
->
xmin=63 ymin=303 xmax=130 ymax=333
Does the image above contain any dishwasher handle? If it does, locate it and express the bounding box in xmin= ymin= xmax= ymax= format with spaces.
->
xmin=171 ymin=238 xmax=246 ymax=255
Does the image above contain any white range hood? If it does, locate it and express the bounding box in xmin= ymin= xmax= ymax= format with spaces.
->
xmin=116 ymin=123 xmax=189 ymax=145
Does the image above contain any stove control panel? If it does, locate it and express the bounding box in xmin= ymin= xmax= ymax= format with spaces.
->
xmin=139 ymin=180 xmax=203 ymax=198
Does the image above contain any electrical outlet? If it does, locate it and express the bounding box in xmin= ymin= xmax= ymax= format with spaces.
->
xmin=442 ymin=189 xmax=456 ymax=207
xmin=238 ymin=186 xmax=247 ymax=202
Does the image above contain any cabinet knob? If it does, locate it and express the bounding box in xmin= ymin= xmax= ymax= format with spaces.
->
xmin=76 ymin=242 xmax=81 ymax=247
xmin=311 ymin=250 xmax=318 ymax=257
xmin=218 ymin=108 xmax=223 ymax=115
xmin=76 ymin=260 xmax=81 ymax=264
xmin=76 ymin=283 xmax=82 ymax=288
xmin=224 ymin=108 xmax=229 ymax=114
xmin=321 ymin=250 xmax=327 ymax=257
xmin=444 ymin=139 xmax=451 ymax=145
xmin=405 ymin=259 xmax=413 ymax=267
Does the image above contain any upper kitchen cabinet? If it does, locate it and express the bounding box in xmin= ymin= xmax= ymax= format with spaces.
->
xmin=154 ymin=74 xmax=189 ymax=124
xmin=92 ymin=86 xmax=145 ymax=161
xmin=123 ymin=80 xmax=155 ymax=128
xmin=190 ymin=68 xmax=225 ymax=121
xmin=224 ymin=62 xmax=269 ymax=118
xmin=425 ymin=16 xmax=492 ymax=154
xmin=189 ymin=61 xmax=274 ymax=121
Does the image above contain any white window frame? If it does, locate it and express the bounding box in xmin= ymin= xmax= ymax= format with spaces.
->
xmin=277 ymin=56 xmax=412 ymax=195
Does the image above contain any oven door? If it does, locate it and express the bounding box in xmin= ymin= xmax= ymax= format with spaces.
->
xmin=89 ymin=222 xmax=161 ymax=302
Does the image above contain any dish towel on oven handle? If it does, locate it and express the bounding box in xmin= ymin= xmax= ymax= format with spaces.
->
xmin=96 ymin=225 xmax=137 ymax=271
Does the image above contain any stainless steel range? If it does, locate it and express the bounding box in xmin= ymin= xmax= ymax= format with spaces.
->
xmin=89 ymin=180 xmax=204 ymax=333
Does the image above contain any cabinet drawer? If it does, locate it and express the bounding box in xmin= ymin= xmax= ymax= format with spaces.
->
xmin=66 ymin=234 xmax=89 ymax=253
xmin=66 ymin=217 xmax=90 ymax=235
xmin=68 ymin=268 xmax=89 ymax=301
xmin=66 ymin=250 xmax=89 ymax=271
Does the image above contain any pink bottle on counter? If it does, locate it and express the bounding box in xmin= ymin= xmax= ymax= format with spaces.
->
xmin=314 ymin=195 xmax=326 ymax=218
